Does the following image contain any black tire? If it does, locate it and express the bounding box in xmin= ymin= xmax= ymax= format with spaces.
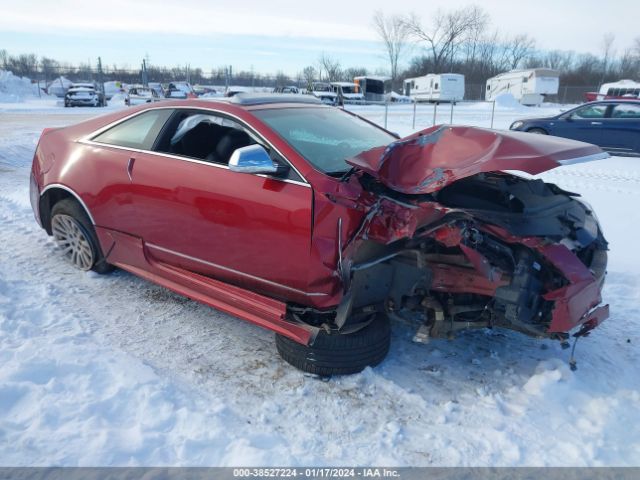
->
xmin=51 ymin=198 xmax=114 ymax=274
xmin=275 ymin=313 xmax=391 ymax=376
xmin=528 ymin=127 xmax=548 ymax=135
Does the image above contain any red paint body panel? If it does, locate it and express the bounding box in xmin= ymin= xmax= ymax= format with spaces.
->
xmin=347 ymin=125 xmax=604 ymax=194
xmin=120 ymin=149 xmax=314 ymax=302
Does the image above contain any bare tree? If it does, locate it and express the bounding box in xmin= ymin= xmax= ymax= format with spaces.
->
xmin=40 ymin=56 xmax=59 ymax=84
xmin=318 ymin=53 xmax=342 ymax=82
xmin=275 ymin=70 xmax=289 ymax=87
xmin=343 ymin=66 xmax=368 ymax=81
xmin=405 ymin=6 xmax=488 ymax=73
xmin=618 ymin=48 xmax=640 ymax=79
xmin=535 ymin=50 xmax=574 ymax=71
xmin=504 ymin=34 xmax=536 ymax=69
xmin=302 ymin=65 xmax=316 ymax=90
xmin=600 ymin=33 xmax=615 ymax=83
xmin=372 ymin=11 xmax=410 ymax=88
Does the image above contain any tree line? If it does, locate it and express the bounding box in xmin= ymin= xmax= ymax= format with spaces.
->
xmin=372 ymin=7 xmax=640 ymax=90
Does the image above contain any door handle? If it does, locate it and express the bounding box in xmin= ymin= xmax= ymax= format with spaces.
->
xmin=591 ymin=121 xmax=603 ymax=125
xmin=127 ymin=157 xmax=135 ymax=181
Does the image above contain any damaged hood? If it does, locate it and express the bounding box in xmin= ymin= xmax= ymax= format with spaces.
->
xmin=347 ymin=125 xmax=609 ymax=195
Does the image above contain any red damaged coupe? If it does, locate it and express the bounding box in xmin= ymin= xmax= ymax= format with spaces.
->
xmin=30 ymin=95 xmax=610 ymax=375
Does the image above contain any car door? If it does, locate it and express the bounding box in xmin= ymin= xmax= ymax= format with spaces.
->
xmin=85 ymin=109 xmax=174 ymax=230
xmin=119 ymin=108 xmax=314 ymax=299
xmin=600 ymin=103 xmax=640 ymax=154
xmin=553 ymin=103 xmax=608 ymax=145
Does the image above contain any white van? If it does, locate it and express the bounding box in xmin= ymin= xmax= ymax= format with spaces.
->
xmin=310 ymin=82 xmax=338 ymax=105
xmin=331 ymin=82 xmax=365 ymax=104
xmin=485 ymin=69 xmax=559 ymax=106
xmin=403 ymin=74 xmax=465 ymax=103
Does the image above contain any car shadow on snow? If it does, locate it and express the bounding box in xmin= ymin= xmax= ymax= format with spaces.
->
xmin=32 ymin=231 xmax=639 ymax=406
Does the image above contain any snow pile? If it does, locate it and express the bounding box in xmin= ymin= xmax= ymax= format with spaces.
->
xmin=390 ymin=91 xmax=411 ymax=103
xmin=47 ymin=76 xmax=73 ymax=98
xmin=493 ymin=92 xmax=528 ymax=110
xmin=108 ymin=93 xmax=128 ymax=107
xmin=0 ymin=70 xmax=39 ymax=103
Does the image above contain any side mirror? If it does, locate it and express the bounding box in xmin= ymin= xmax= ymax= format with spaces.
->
xmin=229 ymin=144 xmax=278 ymax=175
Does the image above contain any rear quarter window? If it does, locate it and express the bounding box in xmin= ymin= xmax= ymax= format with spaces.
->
xmin=92 ymin=109 xmax=172 ymax=150
xmin=611 ymin=104 xmax=640 ymax=118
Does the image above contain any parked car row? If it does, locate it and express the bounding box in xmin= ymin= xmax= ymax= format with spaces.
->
xmin=272 ymin=81 xmax=366 ymax=105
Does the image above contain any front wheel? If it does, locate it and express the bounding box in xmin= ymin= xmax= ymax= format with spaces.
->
xmin=528 ymin=128 xmax=548 ymax=135
xmin=275 ymin=313 xmax=391 ymax=376
xmin=51 ymin=199 xmax=113 ymax=274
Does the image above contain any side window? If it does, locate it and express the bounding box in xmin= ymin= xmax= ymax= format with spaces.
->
xmin=92 ymin=109 xmax=172 ymax=150
xmin=611 ymin=104 xmax=640 ymax=118
xmin=153 ymin=110 xmax=303 ymax=182
xmin=154 ymin=111 xmax=256 ymax=164
xmin=572 ymin=104 xmax=608 ymax=119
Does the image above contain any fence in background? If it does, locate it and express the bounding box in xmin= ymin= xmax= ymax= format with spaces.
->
xmin=343 ymin=98 xmax=555 ymax=133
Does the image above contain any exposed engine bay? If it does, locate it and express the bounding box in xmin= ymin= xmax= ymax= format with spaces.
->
xmin=292 ymin=171 xmax=609 ymax=343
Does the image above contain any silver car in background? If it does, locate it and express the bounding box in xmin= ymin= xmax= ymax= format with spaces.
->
xmin=64 ymin=83 xmax=105 ymax=107
xmin=124 ymin=86 xmax=161 ymax=106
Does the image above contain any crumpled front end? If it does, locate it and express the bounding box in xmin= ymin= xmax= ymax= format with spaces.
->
xmin=328 ymin=171 xmax=609 ymax=342
xmin=292 ymin=125 xmax=609 ymax=346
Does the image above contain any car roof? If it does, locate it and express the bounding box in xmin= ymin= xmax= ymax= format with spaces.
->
xmin=109 ymin=96 xmax=326 ymax=117
xmin=588 ymin=99 xmax=640 ymax=104
xmin=228 ymin=93 xmax=321 ymax=106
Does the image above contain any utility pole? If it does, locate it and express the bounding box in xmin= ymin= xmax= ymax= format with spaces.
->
xmin=141 ymin=58 xmax=148 ymax=86
xmin=97 ymin=56 xmax=104 ymax=94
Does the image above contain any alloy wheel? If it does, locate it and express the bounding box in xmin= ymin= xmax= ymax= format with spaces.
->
xmin=51 ymin=214 xmax=95 ymax=270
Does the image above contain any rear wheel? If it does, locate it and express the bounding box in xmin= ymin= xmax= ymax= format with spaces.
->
xmin=275 ymin=313 xmax=391 ymax=376
xmin=51 ymin=199 xmax=113 ymax=274
xmin=528 ymin=127 xmax=548 ymax=135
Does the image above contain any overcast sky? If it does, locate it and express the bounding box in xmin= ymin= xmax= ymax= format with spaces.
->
xmin=0 ymin=0 xmax=636 ymax=75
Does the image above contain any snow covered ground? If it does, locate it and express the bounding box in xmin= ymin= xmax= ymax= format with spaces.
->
xmin=0 ymin=99 xmax=639 ymax=466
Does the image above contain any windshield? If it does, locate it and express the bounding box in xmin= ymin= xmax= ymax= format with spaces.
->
xmin=253 ymin=107 xmax=395 ymax=174
xmin=313 ymin=84 xmax=332 ymax=92
xmin=341 ymin=86 xmax=356 ymax=94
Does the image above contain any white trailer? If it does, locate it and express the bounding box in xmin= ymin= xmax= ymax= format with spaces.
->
xmin=402 ymin=74 xmax=465 ymax=103
xmin=485 ymin=69 xmax=559 ymax=106
xmin=354 ymin=76 xmax=391 ymax=102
